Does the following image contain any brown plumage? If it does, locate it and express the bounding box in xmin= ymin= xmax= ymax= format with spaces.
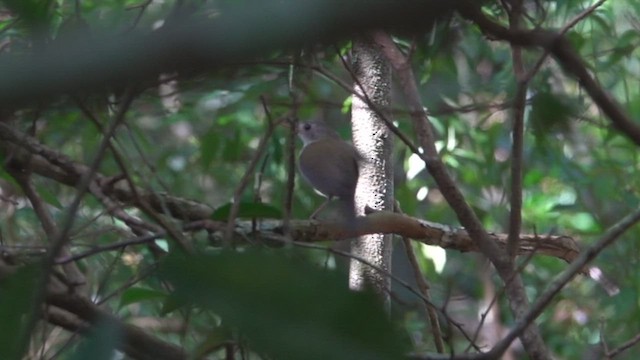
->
xmin=297 ymin=121 xmax=359 ymax=219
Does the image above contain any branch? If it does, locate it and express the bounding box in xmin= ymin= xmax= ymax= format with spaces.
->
xmin=0 ymin=122 xmax=213 ymax=222
xmin=223 ymin=103 xmax=281 ymax=245
xmin=372 ymin=30 xmax=550 ymax=359
xmin=0 ymin=124 xmax=604 ymax=279
xmin=505 ymin=0 xmax=526 ymax=261
xmin=477 ymin=203 xmax=640 ymax=360
xmin=455 ymin=1 xmax=640 ymax=147
xmin=46 ymin=291 xmax=186 ymax=360
xmin=607 ymin=332 xmax=640 ymax=359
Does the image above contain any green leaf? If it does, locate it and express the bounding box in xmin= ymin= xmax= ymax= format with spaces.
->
xmin=3 ymin=0 xmax=52 ymax=30
xmin=270 ymin=132 xmax=283 ymax=165
xmin=200 ymin=128 xmax=222 ymax=169
xmin=193 ymin=326 xmax=233 ymax=358
xmin=530 ymin=90 xmax=576 ymax=144
xmin=68 ymin=319 xmax=121 ymax=360
xmin=160 ymin=294 xmax=187 ymax=315
xmin=341 ymin=95 xmax=353 ymax=114
xmin=118 ymin=287 xmax=167 ymax=309
xmin=159 ymin=251 xmax=406 ymax=360
xmin=36 ymin=184 xmax=63 ymax=209
xmin=221 ymin=128 xmax=242 ymax=161
xmin=0 ymin=264 xmax=40 ymax=360
xmin=210 ymin=202 xmax=282 ymax=220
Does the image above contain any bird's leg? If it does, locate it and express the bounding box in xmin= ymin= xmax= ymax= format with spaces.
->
xmin=309 ymin=197 xmax=333 ymax=219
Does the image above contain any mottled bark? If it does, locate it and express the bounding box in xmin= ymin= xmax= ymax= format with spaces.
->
xmin=349 ymin=37 xmax=394 ymax=309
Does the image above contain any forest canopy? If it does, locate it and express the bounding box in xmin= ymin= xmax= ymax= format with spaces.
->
xmin=0 ymin=1 xmax=639 ymax=359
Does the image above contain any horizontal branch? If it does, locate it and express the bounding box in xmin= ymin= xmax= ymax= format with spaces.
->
xmin=0 ymin=122 xmax=595 ymax=271
xmin=258 ymin=211 xmax=582 ymax=265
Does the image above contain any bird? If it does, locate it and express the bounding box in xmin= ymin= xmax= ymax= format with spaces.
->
xmin=297 ymin=121 xmax=360 ymax=220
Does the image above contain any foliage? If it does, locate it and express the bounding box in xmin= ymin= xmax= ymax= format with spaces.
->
xmin=0 ymin=0 xmax=639 ymax=359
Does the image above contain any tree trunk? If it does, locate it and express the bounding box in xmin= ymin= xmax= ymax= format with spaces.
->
xmin=349 ymin=36 xmax=394 ymax=309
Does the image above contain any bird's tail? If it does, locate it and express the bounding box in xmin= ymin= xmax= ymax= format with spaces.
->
xmin=338 ymin=196 xmax=357 ymax=230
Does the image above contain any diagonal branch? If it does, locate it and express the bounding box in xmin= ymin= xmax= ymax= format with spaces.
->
xmin=455 ymin=1 xmax=640 ymax=147
xmin=46 ymin=291 xmax=186 ymax=360
xmin=372 ymin=30 xmax=550 ymax=359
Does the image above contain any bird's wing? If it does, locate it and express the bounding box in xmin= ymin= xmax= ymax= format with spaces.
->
xmin=298 ymin=139 xmax=359 ymax=199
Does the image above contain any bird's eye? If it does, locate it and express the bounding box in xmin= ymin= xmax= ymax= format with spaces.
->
xmin=303 ymin=123 xmax=312 ymax=131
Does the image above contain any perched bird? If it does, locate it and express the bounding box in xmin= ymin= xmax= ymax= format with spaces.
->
xmin=297 ymin=121 xmax=360 ymax=220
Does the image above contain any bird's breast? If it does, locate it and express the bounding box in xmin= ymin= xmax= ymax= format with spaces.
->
xmin=298 ymin=139 xmax=359 ymax=199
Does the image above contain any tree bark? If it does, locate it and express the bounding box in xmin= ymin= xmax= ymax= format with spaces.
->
xmin=349 ymin=36 xmax=394 ymax=309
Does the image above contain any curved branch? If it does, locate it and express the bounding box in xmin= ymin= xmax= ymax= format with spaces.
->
xmin=0 ymin=123 xmax=599 ymax=273
xmin=455 ymin=1 xmax=640 ymax=147
xmin=46 ymin=291 xmax=186 ymax=360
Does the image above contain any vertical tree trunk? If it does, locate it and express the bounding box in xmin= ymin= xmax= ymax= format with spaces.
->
xmin=349 ymin=37 xmax=394 ymax=309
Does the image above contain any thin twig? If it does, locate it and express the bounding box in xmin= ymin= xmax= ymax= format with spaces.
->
xmin=56 ymin=221 xmax=223 ymax=265
xmin=506 ymin=0 xmax=526 ymax=260
xmin=395 ymin=201 xmax=445 ymax=353
xmin=223 ymin=99 xmax=282 ymax=245
xmin=456 ymin=0 xmax=640 ymax=147
xmin=75 ymin=99 xmax=162 ymax=235
xmin=402 ymin=237 xmax=446 ymax=353
xmin=467 ymin=234 xmax=546 ymax=353
xmin=283 ymin=60 xmax=300 ymax=237
xmin=481 ymin=204 xmax=640 ymax=359
xmin=19 ymin=87 xmax=138 ymax=359
xmin=269 ymin=236 xmax=481 ymax=349
xmin=4 ymin=169 xmax=86 ymax=289
xmin=606 ymin=332 xmax=640 ymax=359
xmin=373 ymin=30 xmax=550 ymax=359
xmin=524 ymin=0 xmax=608 ymax=82
xmin=75 ymin=96 xmax=193 ymax=253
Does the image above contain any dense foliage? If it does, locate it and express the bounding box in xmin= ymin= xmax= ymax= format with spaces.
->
xmin=0 ymin=0 xmax=639 ymax=359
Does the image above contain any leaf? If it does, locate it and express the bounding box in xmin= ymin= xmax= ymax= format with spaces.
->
xmin=341 ymin=95 xmax=353 ymax=114
xmin=198 ymin=90 xmax=244 ymax=113
xmin=270 ymin=133 xmax=283 ymax=165
xmin=193 ymin=326 xmax=233 ymax=359
xmin=160 ymin=294 xmax=187 ymax=315
xmin=530 ymin=90 xmax=576 ymax=145
xmin=200 ymin=128 xmax=222 ymax=169
xmin=159 ymin=251 xmax=406 ymax=360
xmin=3 ymin=0 xmax=52 ymax=30
xmin=0 ymin=264 xmax=40 ymax=360
xmin=210 ymin=202 xmax=282 ymax=220
xmin=36 ymin=184 xmax=63 ymax=209
xmin=602 ymin=29 xmax=640 ymax=67
xmin=221 ymin=128 xmax=242 ymax=161
xmin=118 ymin=287 xmax=167 ymax=309
xmin=68 ymin=319 xmax=121 ymax=360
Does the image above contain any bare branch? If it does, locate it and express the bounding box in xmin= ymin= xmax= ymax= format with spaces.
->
xmin=46 ymin=291 xmax=186 ymax=360
xmin=505 ymin=0 xmax=526 ymax=260
xmin=607 ymin=332 xmax=640 ymax=359
xmin=223 ymin=104 xmax=283 ymax=245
